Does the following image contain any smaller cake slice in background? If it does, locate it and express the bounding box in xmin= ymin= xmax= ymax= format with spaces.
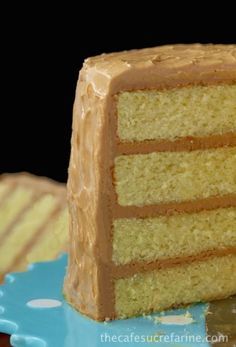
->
xmin=0 ymin=172 xmax=69 ymax=282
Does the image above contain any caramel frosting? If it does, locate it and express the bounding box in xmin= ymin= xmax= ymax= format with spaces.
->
xmin=64 ymin=44 xmax=236 ymax=321
xmin=113 ymin=194 xmax=236 ymax=219
xmin=117 ymin=132 xmax=236 ymax=155
xmin=83 ymin=44 xmax=236 ymax=95
xmin=113 ymin=248 xmax=236 ymax=278
xmin=0 ymin=172 xmax=66 ymax=196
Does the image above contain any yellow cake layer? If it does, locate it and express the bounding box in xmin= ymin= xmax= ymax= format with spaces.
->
xmin=0 ymin=174 xmax=69 ymax=282
xmin=115 ymin=254 xmax=236 ymax=318
xmin=113 ymin=207 xmax=236 ymax=265
xmin=0 ymin=187 xmax=34 ymax=234
xmin=0 ymin=182 xmax=9 ymax=199
xmin=114 ymin=147 xmax=236 ymax=206
xmin=0 ymin=194 xmax=57 ymax=272
xmin=25 ymin=208 xmax=68 ymax=266
xmin=117 ymin=85 xmax=236 ymax=142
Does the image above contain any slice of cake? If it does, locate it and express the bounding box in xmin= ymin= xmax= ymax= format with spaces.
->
xmin=0 ymin=173 xmax=68 ymax=282
xmin=64 ymin=44 xmax=236 ymax=321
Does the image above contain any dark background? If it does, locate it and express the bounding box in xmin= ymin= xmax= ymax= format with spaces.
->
xmin=1 ymin=8 xmax=235 ymax=184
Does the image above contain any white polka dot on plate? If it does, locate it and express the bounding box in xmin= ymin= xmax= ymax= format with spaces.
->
xmin=27 ymin=299 xmax=62 ymax=308
xmin=157 ymin=315 xmax=194 ymax=325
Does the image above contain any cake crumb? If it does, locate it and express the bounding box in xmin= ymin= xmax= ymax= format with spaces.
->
xmin=184 ymin=311 xmax=192 ymax=318
xmin=153 ymin=316 xmax=161 ymax=324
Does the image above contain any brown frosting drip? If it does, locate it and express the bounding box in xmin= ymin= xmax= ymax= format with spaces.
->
xmin=64 ymin=44 xmax=236 ymax=321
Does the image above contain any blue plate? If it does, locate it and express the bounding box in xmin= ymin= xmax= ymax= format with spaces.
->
xmin=0 ymin=254 xmax=210 ymax=346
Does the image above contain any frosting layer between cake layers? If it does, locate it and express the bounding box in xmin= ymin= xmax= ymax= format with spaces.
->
xmin=64 ymin=44 xmax=236 ymax=320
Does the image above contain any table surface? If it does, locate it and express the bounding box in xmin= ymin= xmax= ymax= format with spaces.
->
xmin=1 ymin=255 xmax=235 ymax=347
xmin=0 ymin=255 xmax=210 ymax=347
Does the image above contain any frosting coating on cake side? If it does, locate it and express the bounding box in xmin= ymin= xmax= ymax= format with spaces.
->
xmin=64 ymin=44 xmax=236 ymax=320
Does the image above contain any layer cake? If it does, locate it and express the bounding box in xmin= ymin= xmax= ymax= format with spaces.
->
xmin=0 ymin=173 xmax=68 ymax=282
xmin=64 ymin=44 xmax=236 ymax=320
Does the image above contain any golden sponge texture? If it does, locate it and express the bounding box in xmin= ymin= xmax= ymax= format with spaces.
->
xmin=117 ymin=85 xmax=236 ymax=142
xmin=0 ymin=173 xmax=68 ymax=282
xmin=115 ymin=147 xmax=236 ymax=206
xmin=115 ymin=254 xmax=236 ymax=318
xmin=113 ymin=207 xmax=236 ymax=264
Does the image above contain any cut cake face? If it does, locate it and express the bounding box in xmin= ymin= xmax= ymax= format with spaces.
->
xmin=0 ymin=173 xmax=68 ymax=282
xmin=64 ymin=44 xmax=236 ymax=321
